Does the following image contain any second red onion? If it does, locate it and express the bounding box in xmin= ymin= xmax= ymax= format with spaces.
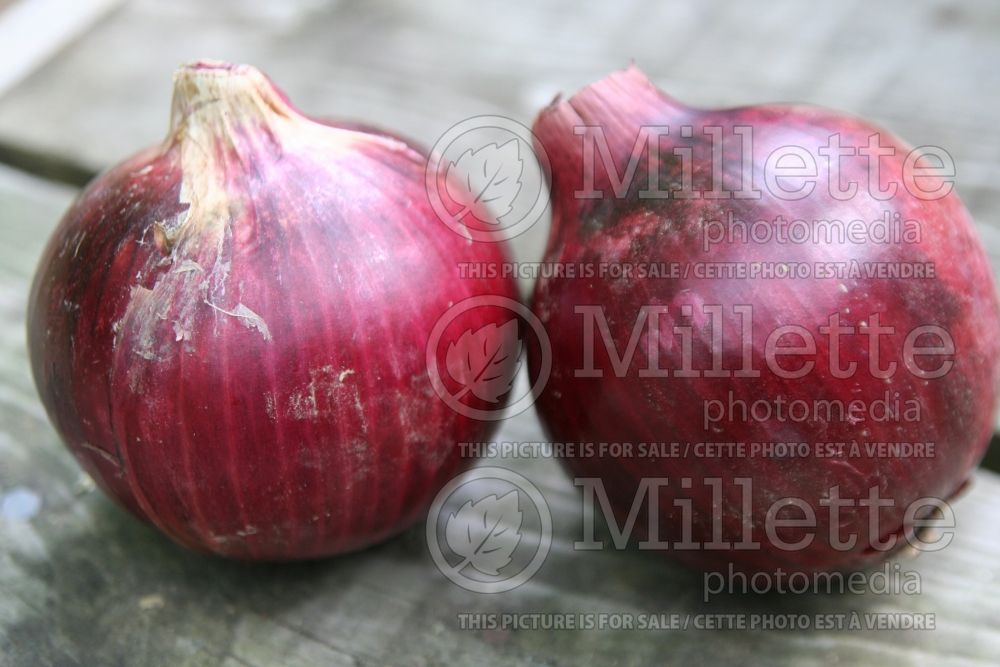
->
xmin=530 ymin=66 xmax=1000 ymax=573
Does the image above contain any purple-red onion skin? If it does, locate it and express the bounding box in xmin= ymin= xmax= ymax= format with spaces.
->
xmin=28 ymin=63 xmax=516 ymax=559
xmin=530 ymin=66 xmax=1000 ymax=573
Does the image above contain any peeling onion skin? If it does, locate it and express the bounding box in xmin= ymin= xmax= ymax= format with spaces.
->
xmin=27 ymin=62 xmax=516 ymax=559
xmin=530 ymin=66 xmax=1000 ymax=573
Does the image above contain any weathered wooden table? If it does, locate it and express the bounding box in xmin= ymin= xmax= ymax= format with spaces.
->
xmin=3 ymin=1 xmax=1000 ymax=665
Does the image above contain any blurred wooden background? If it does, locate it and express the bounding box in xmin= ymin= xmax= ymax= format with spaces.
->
xmin=2 ymin=1 xmax=1000 ymax=665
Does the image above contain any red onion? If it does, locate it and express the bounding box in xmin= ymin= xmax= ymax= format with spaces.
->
xmin=530 ymin=66 xmax=1000 ymax=573
xmin=27 ymin=62 xmax=516 ymax=559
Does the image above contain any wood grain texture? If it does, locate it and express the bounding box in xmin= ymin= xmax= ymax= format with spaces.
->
xmin=2 ymin=0 xmax=1000 ymax=665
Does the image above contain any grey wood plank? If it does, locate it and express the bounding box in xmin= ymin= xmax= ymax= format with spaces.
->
xmin=0 ymin=0 xmax=124 ymax=97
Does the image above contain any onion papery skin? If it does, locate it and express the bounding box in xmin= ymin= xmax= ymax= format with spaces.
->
xmin=28 ymin=62 xmax=516 ymax=560
xmin=530 ymin=66 xmax=1000 ymax=574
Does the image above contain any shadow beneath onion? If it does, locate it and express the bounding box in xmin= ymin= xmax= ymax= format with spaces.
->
xmin=10 ymin=469 xmax=921 ymax=665
xmin=6 ymin=491 xmax=432 ymax=664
